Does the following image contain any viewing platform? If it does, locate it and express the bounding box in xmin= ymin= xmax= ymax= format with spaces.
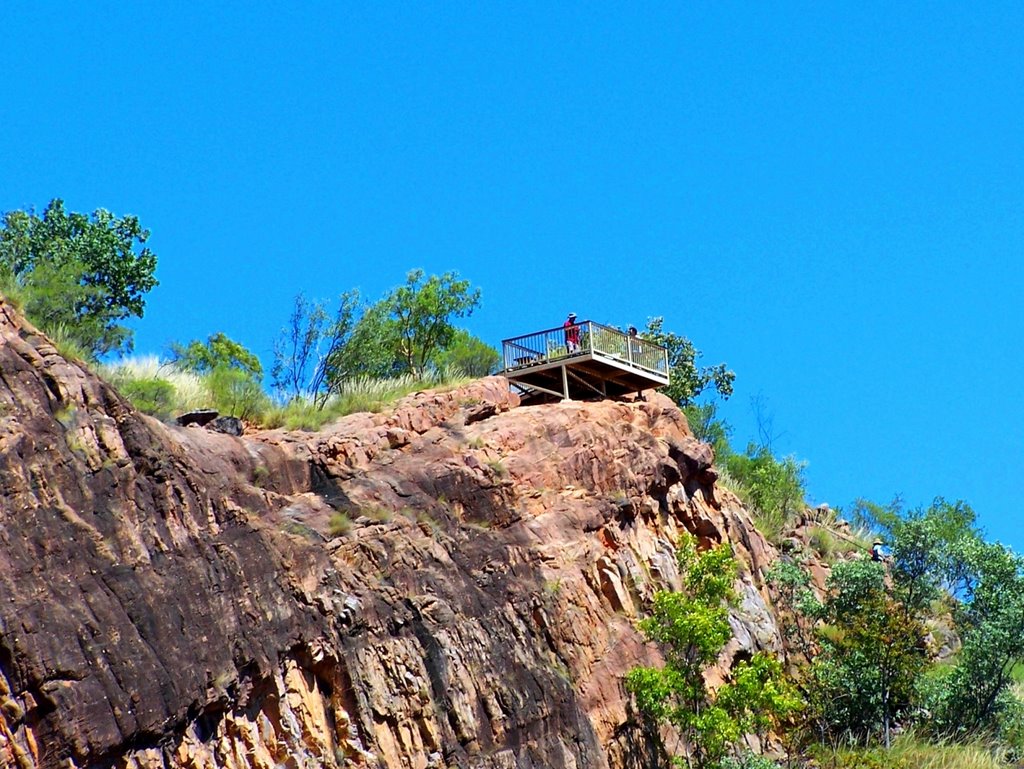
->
xmin=501 ymin=320 xmax=669 ymax=402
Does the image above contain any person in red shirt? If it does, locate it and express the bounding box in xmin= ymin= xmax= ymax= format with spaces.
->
xmin=564 ymin=312 xmax=581 ymax=353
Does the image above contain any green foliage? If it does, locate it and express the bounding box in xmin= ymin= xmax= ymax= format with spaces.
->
xmin=46 ymin=322 xmax=95 ymax=364
xmin=765 ymin=560 xmax=817 ymax=662
xmin=327 ymin=512 xmax=352 ymax=537
xmin=626 ymin=535 xmax=798 ymax=768
xmin=117 ymin=377 xmax=176 ymax=420
xmin=387 ymin=270 xmax=481 ymax=376
xmin=171 ymin=332 xmax=263 ymax=379
xmin=102 ymin=356 xmax=209 ymax=415
xmin=851 ymin=497 xmax=1024 ymax=743
xmin=271 ymin=290 xmax=360 ymax=406
xmin=318 ymin=271 xmax=482 ymax=387
xmin=809 ymin=559 xmax=930 ymax=746
xmin=643 ymin=316 xmax=735 ymax=407
xmin=0 ymin=199 xmax=158 ymax=356
xmin=206 ymin=366 xmax=269 ymax=421
xmin=725 ymin=445 xmax=806 ymax=540
xmin=433 ymin=328 xmax=500 ymax=377
xmin=718 ymin=755 xmax=783 ymax=769
xmin=171 ymin=333 xmax=266 ymax=420
xmin=924 ymin=537 xmax=1024 ymax=739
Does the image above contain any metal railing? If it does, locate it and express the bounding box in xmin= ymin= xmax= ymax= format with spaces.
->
xmin=501 ymin=320 xmax=669 ymax=377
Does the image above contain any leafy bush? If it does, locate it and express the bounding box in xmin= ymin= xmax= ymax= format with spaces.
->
xmin=626 ymin=535 xmax=800 ymax=768
xmin=118 ymin=377 xmax=176 ymax=420
xmin=433 ymin=328 xmax=500 ymax=377
xmin=808 ymin=559 xmax=930 ymax=746
xmin=206 ymin=366 xmax=269 ymax=421
xmin=725 ymin=445 xmax=806 ymax=540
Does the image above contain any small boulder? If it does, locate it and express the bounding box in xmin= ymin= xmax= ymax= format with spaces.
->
xmin=211 ymin=416 xmax=244 ymax=436
xmin=177 ymin=409 xmax=218 ymax=427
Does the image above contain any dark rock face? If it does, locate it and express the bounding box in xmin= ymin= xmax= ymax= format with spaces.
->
xmin=0 ymin=299 xmax=781 ymax=769
xmin=0 ymin=302 xmax=333 ymax=767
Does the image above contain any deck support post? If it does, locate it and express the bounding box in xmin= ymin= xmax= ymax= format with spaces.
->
xmin=561 ymin=364 xmax=570 ymax=400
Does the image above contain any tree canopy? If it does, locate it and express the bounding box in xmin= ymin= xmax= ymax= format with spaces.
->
xmin=0 ymin=199 xmax=158 ymax=357
xmin=643 ymin=317 xmax=734 ymax=406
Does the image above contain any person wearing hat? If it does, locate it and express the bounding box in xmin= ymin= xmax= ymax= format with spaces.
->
xmin=564 ymin=312 xmax=581 ymax=353
xmin=870 ymin=540 xmax=886 ymax=562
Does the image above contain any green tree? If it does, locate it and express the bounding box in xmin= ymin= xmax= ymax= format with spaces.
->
xmin=433 ymin=328 xmax=500 ymax=377
xmin=0 ymin=199 xmax=158 ymax=356
xmin=323 ymin=270 xmax=483 ymax=386
xmin=643 ymin=317 xmax=735 ymax=407
xmin=626 ymin=535 xmax=799 ymax=768
xmin=925 ymin=535 xmax=1024 ymax=739
xmin=807 ymin=559 xmax=929 ymax=747
xmin=819 ymin=497 xmax=1024 ymax=748
xmin=326 ymin=300 xmax=399 ymax=380
xmin=271 ymin=290 xmax=361 ymax=406
xmin=385 ymin=269 xmax=482 ymax=376
xmin=170 ymin=333 xmax=266 ymax=420
xmin=171 ymin=332 xmax=263 ymax=379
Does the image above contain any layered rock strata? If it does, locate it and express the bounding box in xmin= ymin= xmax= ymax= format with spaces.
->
xmin=0 ymin=299 xmax=779 ymax=769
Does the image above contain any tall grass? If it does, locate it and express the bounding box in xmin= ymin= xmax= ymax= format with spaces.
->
xmin=101 ymin=357 xmax=471 ymax=429
xmin=261 ymin=372 xmax=470 ymax=431
xmin=101 ymin=356 xmax=211 ymax=421
xmin=817 ymin=734 xmax=1012 ymax=769
xmin=102 ymin=356 xmax=211 ymax=414
xmin=46 ymin=323 xmax=95 ymax=365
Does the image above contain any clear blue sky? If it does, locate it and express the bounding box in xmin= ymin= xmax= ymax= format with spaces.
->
xmin=4 ymin=4 xmax=1022 ymax=550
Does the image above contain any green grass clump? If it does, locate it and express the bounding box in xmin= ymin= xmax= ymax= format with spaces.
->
xmin=808 ymin=525 xmax=836 ymax=558
xmin=327 ymin=512 xmax=352 ymax=537
xmin=485 ymin=458 xmax=508 ymax=478
xmin=362 ymin=505 xmax=393 ymax=523
xmin=47 ymin=323 xmax=94 ymax=365
xmin=102 ymin=356 xmax=210 ymax=418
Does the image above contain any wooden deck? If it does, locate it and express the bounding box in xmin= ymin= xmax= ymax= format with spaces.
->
xmin=501 ymin=320 xmax=669 ymax=402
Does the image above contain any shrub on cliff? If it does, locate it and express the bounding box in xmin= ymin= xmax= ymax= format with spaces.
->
xmin=725 ymin=444 xmax=806 ymax=541
xmin=626 ymin=534 xmax=801 ymax=769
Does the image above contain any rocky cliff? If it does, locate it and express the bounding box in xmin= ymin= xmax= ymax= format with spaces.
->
xmin=0 ymin=298 xmax=781 ymax=769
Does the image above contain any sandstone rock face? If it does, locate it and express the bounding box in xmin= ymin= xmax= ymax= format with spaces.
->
xmin=0 ymin=299 xmax=781 ymax=769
